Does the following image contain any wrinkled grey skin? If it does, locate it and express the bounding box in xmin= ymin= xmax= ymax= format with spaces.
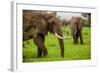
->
xmin=23 ymin=10 xmax=64 ymax=57
xmin=69 ymin=16 xmax=84 ymax=44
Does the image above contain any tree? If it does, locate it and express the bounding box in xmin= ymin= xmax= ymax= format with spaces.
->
xmin=81 ymin=13 xmax=91 ymax=27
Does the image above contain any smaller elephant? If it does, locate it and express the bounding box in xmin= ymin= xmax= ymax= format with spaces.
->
xmin=69 ymin=16 xmax=84 ymax=44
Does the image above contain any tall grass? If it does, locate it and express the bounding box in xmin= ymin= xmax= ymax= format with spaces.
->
xmin=23 ymin=27 xmax=91 ymax=62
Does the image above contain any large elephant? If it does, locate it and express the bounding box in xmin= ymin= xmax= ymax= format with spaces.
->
xmin=23 ymin=10 xmax=67 ymax=57
xmin=69 ymin=16 xmax=84 ymax=44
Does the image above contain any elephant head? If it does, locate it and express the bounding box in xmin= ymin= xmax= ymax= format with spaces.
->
xmin=69 ymin=16 xmax=84 ymax=44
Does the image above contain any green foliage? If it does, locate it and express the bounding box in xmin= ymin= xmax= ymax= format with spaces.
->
xmin=23 ymin=27 xmax=91 ymax=62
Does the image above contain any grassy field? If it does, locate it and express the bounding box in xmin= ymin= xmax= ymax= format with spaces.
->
xmin=23 ymin=27 xmax=91 ymax=62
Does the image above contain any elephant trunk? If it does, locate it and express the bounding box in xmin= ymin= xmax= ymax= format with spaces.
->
xmin=58 ymin=38 xmax=64 ymax=57
xmin=53 ymin=26 xmax=64 ymax=57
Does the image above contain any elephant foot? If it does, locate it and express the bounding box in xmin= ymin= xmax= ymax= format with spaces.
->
xmin=61 ymin=55 xmax=64 ymax=57
xmin=61 ymin=53 xmax=64 ymax=57
xmin=37 ymin=54 xmax=42 ymax=58
xmin=37 ymin=48 xmax=42 ymax=58
xmin=43 ymin=48 xmax=48 ymax=57
xmin=74 ymin=42 xmax=78 ymax=44
xmin=46 ymin=50 xmax=48 ymax=55
xmin=80 ymin=42 xmax=83 ymax=44
xmin=74 ymin=43 xmax=78 ymax=45
xmin=37 ymin=56 xmax=42 ymax=58
xmin=73 ymin=40 xmax=78 ymax=44
xmin=37 ymin=49 xmax=48 ymax=57
xmin=43 ymin=52 xmax=47 ymax=57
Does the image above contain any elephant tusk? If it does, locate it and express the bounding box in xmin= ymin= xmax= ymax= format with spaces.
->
xmin=74 ymin=30 xmax=77 ymax=35
xmin=55 ymin=33 xmax=65 ymax=39
xmin=55 ymin=33 xmax=71 ymax=39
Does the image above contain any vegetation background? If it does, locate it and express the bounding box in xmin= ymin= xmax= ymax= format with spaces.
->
xmin=23 ymin=26 xmax=91 ymax=62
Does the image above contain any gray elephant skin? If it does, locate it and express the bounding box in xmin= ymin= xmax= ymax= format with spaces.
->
xmin=23 ymin=10 xmax=66 ymax=57
xmin=69 ymin=16 xmax=84 ymax=44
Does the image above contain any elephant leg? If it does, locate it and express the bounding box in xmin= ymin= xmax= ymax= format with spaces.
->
xmin=37 ymin=47 xmax=42 ymax=57
xmin=42 ymin=36 xmax=48 ymax=55
xmin=76 ymin=30 xmax=79 ymax=44
xmin=79 ymin=30 xmax=83 ymax=44
xmin=73 ymin=34 xmax=78 ymax=44
xmin=37 ymin=46 xmax=48 ymax=57
xmin=72 ymin=34 xmax=75 ymax=44
xmin=33 ymin=38 xmax=42 ymax=57
xmin=36 ymin=34 xmax=47 ymax=57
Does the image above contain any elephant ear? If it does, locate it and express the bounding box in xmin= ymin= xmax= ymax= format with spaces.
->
xmin=78 ymin=17 xmax=84 ymax=30
xmin=29 ymin=13 xmax=48 ymax=36
xmin=37 ymin=14 xmax=48 ymax=35
xmin=70 ymin=17 xmax=78 ymax=30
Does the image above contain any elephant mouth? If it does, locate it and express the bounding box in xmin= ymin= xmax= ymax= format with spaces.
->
xmin=54 ymin=33 xmax=71 ymax=39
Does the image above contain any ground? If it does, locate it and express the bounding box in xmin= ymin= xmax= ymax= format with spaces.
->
xmin=23 ymin=27 xmax=91 ymax=62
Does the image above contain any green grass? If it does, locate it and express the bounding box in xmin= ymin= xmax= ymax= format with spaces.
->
xmin=23 ymin=27 xmax=91 ymax=62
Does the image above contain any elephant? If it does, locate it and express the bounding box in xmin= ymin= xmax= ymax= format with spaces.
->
xmin=69 ymin=16 xmax=84 ymax=44
xmin=23 ymin=10 xmax=67 ymax=57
